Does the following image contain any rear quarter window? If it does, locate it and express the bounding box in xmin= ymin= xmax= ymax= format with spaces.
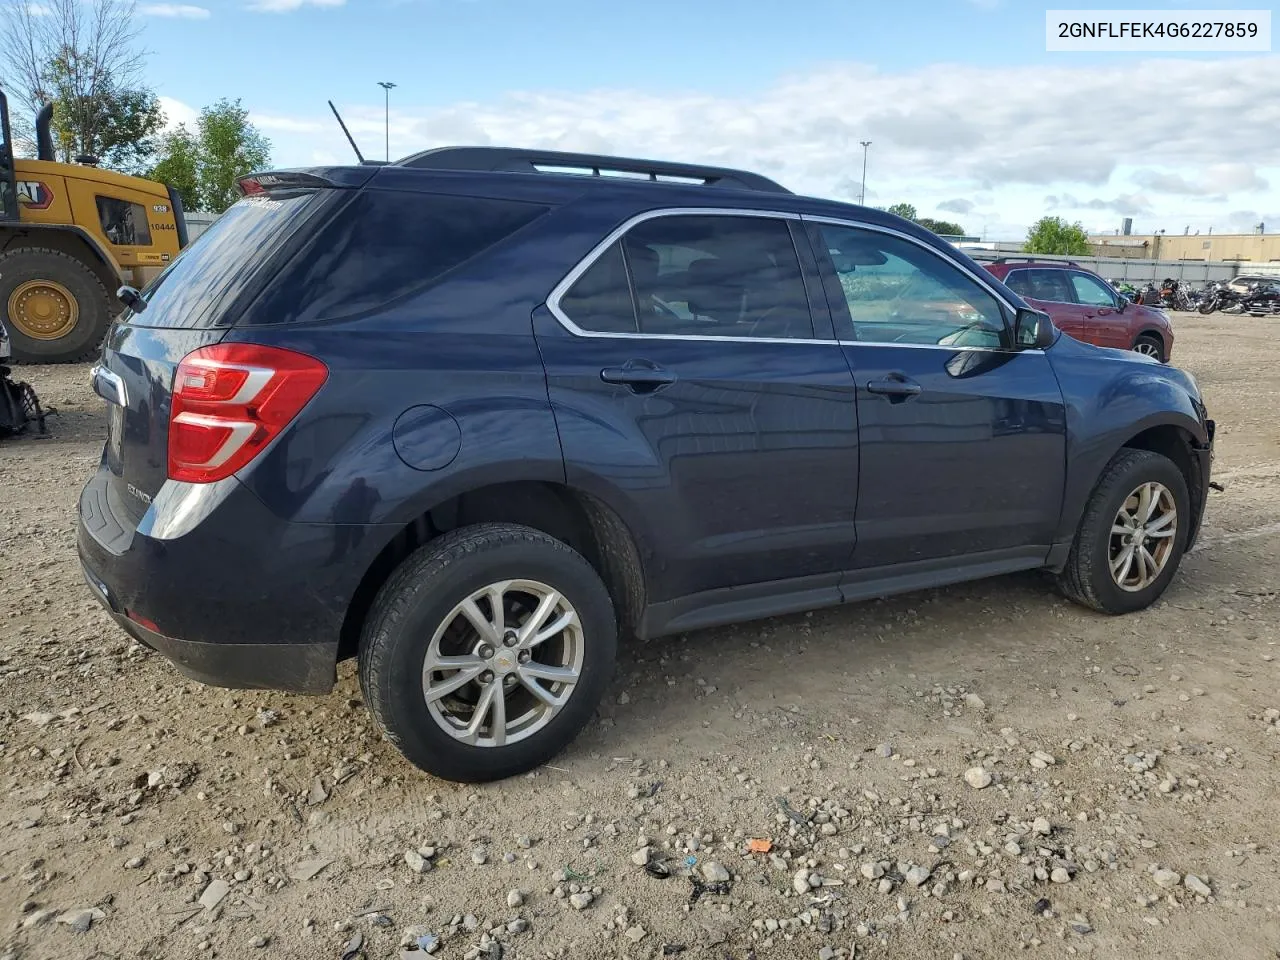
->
xmin=250 ymin=191 xmax=550 ymax=325
xmin=130 ymin=190 xmax=333 ymax=328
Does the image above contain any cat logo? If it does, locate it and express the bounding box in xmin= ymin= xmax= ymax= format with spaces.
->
xmin=152 ymin=203 xmax=169 ymax=213
xmin=16 ymin=180 xmax=53 ymax=210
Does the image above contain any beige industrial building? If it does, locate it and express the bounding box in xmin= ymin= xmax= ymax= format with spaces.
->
xmin=1088 ymin=231 xmax=1280 ymax=262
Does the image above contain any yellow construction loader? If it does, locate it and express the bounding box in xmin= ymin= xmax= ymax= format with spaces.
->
xmin=0 ymin=86 xmax=187 ymax=363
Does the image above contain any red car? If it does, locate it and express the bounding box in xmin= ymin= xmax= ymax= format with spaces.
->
xmin=984 ymin=259 xmax=1174 ymax=361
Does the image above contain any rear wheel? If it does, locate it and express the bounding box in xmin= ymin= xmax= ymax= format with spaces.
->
xmin=1055 ymin=449 xmax=1190 ymax=614
xmin=1132 ymin=334 xmax=1163 ymax=360
xmin=359 ymin=523 xmax=617 ymax=782
xmin=1 ymin=247 xmax=114 ymax=363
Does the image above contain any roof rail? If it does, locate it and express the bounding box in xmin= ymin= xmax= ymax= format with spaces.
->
xmin=991 ymin=256 xmax=1081 ymax=268
xmin=395 ymin=146 xmax=791 ymax=194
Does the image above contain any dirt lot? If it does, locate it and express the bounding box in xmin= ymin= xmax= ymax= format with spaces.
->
xmin=2 ymin=312 xmax=1278 ymax=960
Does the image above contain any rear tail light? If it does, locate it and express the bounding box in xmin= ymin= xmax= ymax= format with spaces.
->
xmin=168 ymin=343 xmax=327 ymax=483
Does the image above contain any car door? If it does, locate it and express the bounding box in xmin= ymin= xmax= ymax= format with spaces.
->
xmin=1068 ymin=270 xmax=1130 ymax=349
xmin=1002 ymin=268 xmax=1087 ymax=338
xmin=806 ymin=219 xmax=1067 ymax=572
xmin=534 ymin=210 xmax=860 ymax=609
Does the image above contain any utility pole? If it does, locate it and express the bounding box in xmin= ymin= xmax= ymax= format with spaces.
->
xmin=858 ymin=141 xmax=872 ymax=205
xmin=377 ymin=81 xmax=397 ymax=161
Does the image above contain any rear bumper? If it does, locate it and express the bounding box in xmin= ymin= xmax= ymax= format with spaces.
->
xmin=80 ymin=561 xmax=335 ymax=693
xmin=78 ymin=463 xmax=397 ymax=694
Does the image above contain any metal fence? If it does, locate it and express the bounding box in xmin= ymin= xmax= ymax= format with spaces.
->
xmin=185 ymin=212 xmax=219 ymax=242
xmin=960 ymin=249 xmax=1247 ymax=284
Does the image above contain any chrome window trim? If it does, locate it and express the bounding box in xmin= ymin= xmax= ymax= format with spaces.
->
xmin=836 ymin=340 xmax=1043 ymax=355
xmin=544 ymin=206 xmax=1046 ymax=356
xmin=545 ymin=207 xmax=834 ymax=346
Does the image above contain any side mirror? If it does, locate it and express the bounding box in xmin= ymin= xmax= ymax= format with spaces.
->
xmin=1114 ymin=294 xmax=1129 ymax=311
xmin=1014 ymin=308 xmax=1056 ymax=349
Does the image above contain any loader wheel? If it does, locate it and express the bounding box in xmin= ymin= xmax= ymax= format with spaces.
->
xmin=1 ymin=247 xmax=114 ymax=363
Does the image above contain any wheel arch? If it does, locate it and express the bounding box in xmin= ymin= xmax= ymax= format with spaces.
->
xmin=0 ymin=223 xmax=122 ymax=296
xmin=1132 ymin=327 xmax=1167 ymax=355
xmin=338 ymin=479 xmax=649 ymax=662
xmin=1052 ymin=412 xmax=1208 ymax=569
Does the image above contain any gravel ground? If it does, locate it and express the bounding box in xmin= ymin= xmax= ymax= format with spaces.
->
xmin=2 ymin=312 xmax=1279 ymax=960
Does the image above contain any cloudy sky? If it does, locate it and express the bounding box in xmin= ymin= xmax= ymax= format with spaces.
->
xmin=140 ymin=0 xmax=1277 ymax=240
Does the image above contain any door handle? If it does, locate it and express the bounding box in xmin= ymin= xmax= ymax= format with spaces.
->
xmin=866 ymin=374 xmax=922 ymax=400
xmin=600 ymin=361 xmax=677 ymax=393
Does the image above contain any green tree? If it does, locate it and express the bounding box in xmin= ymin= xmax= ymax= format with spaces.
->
xmin=195 ymin=99 xmax=271 ymax=213
xmin=916 ymin=217 xmax=967 ymax=237
xmin=0 ymin=0 xmax=159 ymax=171
xmin=148 ymin=99 xmax=271 ymax=213
xmin=1025 ymin=216 xmax=1092 ymax=256
xmin=149 ymin=124 xmax=200 ymax=211
xmin=886 ymin=202 xmax=918 ymax=221
xmin=46 ymin=54 xmax=164 ymax=171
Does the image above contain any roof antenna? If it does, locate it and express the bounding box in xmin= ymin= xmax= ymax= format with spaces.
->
xmin=328 ymin=100 xmax=366 ymax=164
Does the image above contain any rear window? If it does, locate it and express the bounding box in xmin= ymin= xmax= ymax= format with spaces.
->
xmin=131 ymin=190 xmax=331 ymax=328
xmin=249 ymin=191 xmax=549 ymax=325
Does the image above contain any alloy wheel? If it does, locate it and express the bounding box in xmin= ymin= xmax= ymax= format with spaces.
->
xmin=1109 ymin=481 xmax=1178 ymax=592
xmin=1133 ymin=340 xmax=1161 ymax=358
xmin=421 ymin=579 xmax=583 ymax=747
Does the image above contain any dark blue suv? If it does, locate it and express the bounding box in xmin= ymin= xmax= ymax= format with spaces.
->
xmin=78 ymin=147 xmax=1214 ymax=782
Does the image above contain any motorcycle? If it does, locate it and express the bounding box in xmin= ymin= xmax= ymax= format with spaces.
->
xmin=1156 ymin=278 xmax=1199 ymax=312
xmin=0 ymin=318 xmax=47 ymax=438
xmin=1112 ymin=281 xmax=1139 ymax=303
xmin=1198 ymin=279 xmax=1280 ymax=316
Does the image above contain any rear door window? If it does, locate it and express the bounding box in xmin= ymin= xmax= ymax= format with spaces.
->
xmin=1006 ymin=268 xmax=1073 ymax=303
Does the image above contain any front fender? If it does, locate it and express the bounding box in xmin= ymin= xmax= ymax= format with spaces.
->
xmin=1049 ymin=338 xmax=1208 ymax=545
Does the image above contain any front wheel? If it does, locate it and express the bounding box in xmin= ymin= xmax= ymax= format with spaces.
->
xmin=0 ymin=247 xmax=114 ymax=363
xmin=1197 ymin=298 xmax=1218 ymax=315
xmin=1055 ymin=449 xmax=1190 ymax=614
xmin=359 ymin=523 xmax=617 ymax=782
xmin=1131 ymin=334 xmax=1164 ymax=360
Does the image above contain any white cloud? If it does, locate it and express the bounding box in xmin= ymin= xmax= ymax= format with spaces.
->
xmin=247 ymin=0 xmax=342 ymax=12
xmin=938 ymin=198 xmax=975 ymax=215
xmin=24 ymin=3 xmax=52 ymax=14
xmin=140 ymin=3 xmax=210 ymax=16
xmin=159 ymin=96 xmax=198 ymax=132
xmin=252 ymin=55 xmax=1280 ymax=239
xmin=1134 ymin=163 xmax=1267 ymax=196
xmin=251 ymin=114 xmax=325 ymax=133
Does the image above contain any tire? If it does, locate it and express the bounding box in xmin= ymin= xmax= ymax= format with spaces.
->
xmin=1198 ymin=299 xmax=1217 ymax=315
xmin=0 ymin=247 xmax=114 ymax=363
xmin=1055 ymin=449 xmax=1191 ymax=615
xmin=359 ymin=523 xmax=617 ymax=782
xmin=1131 ymin=334 xmax=1164 ymax=361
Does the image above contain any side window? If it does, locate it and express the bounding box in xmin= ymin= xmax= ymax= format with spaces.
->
xmin=1010 ymin=268 xmax=1073 ymax=303
xmin=1003 ymin=270 xmax=1034 ymax=298
xmin=558 ymin=242 xmax=637 ymax=333
xmin=623 ymin=215 xmax=814 ymax=339
xmin=96 ymin=196 xmax=152 ymax=246
xmin=258 ymin=191 xmax=549 ymax=324
xmin=1070 ymin=271 xmax=1118 ymax=307
xmin=817 ymin=224 xmax=1006 ymax=348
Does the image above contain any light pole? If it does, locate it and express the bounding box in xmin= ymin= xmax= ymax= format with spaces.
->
xmin=858 ymin=141 xmax=872 ymax=206
xmin=377 ymin=81 xmax=396 ymax=161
